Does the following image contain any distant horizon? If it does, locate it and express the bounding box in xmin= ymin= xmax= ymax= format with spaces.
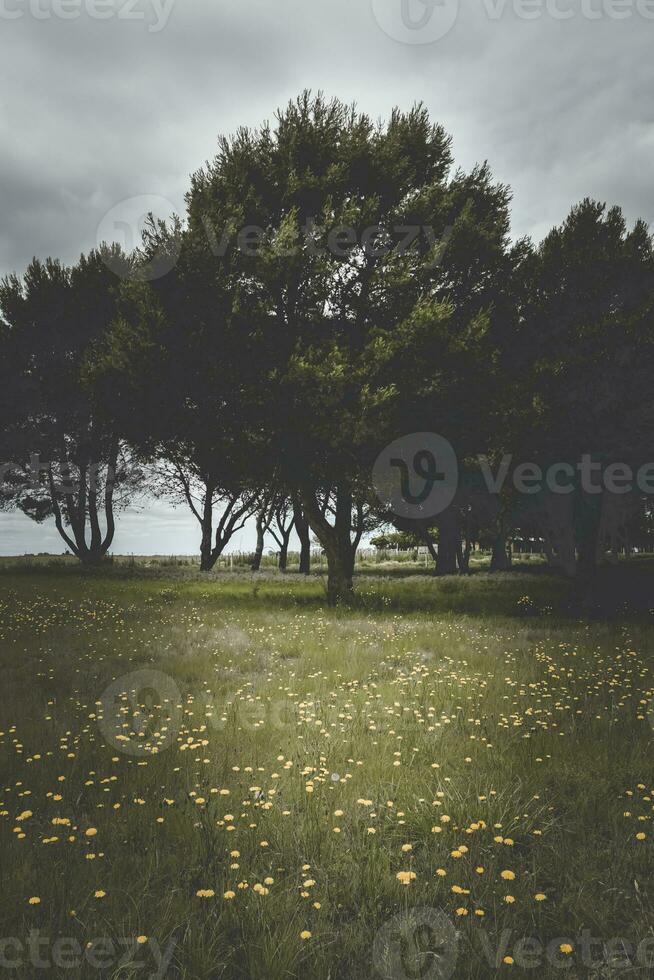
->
xmin=0 ymin=498 xmax=263 ymax=556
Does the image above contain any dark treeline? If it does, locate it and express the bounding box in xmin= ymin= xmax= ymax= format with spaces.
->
xmin=1 ymin=92 xmax=653 ymax=604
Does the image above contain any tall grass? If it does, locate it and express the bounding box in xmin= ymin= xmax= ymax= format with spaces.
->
xmin=0 ymin=563 xmax=652 ymax=978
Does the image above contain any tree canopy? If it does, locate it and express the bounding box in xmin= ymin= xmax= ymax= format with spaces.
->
xmin=1 ymin=92 xmax=652 ymax=600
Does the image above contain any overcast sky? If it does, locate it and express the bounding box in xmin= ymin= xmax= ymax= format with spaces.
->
xmin=1 ymin=0 xmax=652 ymax=555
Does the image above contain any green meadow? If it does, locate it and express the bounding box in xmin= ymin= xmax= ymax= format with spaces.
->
xmin=0 ymin=560 xmax=653 ymax=978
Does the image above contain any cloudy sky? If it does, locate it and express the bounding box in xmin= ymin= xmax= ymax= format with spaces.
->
xmin=1 ymin=0 xmax=652 ymax=555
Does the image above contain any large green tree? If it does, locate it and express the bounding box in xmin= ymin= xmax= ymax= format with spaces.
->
xmin=520 ymin=199 xmax=654 ymax=581
xmin=0 ymin=247 xmax=138 ymax=564
xmin=187 ymin=92 xmax=516 ymax=601
xmin=91 ymin=223 xmax=268 ymax=571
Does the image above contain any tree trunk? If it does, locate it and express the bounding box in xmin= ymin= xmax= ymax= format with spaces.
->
xmin=490 ymin=530 xmax=512 ymax=571
xmin=301 ymin=483 xmax=356 ymax=605
xmin=293 ymin=495 xmax=311 ymax=574
xmin=575 ymin=489 xmax=603 ymax=579
xmin=49 ymin=445 xmax=118 ymax=566
xmin=80 ymin=549 xmax=106 ymax=567
xmin=571 ymin=485 xmax=605 ymax=610
xmin=541 ymin=491 xmax=576 ymax=576
xmin=324 ymin=542 xmax=355 ymax=605
xmin=436 ymin=507 xmax=459 ymax=576
xmin=418 ymin=527 xmax=439 ymax=572
xmin=251 ymin=510 xmax=266 ymax=572
xmin=269 ymin=502 xmax=295 ymax=573
xmin=458 ymin=536 xmax=472 ymax=573
xmin=199 ymin=484 xmax=215 ymax=572
xmin=88 ymin=464 xmax=102 ymax=555
xmin=278 ymin=536 xmax=290 ymax=572
xmin=576 ymin=532 xmax=599 ymax=577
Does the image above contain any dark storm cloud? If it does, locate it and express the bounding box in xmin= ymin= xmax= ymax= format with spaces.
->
xmin=1 ymin=0 xmax=652 ymax=280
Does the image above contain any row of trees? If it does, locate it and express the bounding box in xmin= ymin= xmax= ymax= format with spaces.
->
xmin=1 ymin=93 xmax=653 ymax=602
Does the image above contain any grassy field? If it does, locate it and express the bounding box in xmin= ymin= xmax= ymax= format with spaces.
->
xmin=0 ymin=561 xmax=653 ymax=978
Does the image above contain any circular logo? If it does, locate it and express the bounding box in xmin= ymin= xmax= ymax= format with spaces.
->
xmin=373 ymin=433 xmax=458 ymax=520
xmin=98 ymin=669 xmax=182 ymax=757
xmin=373 ymin=907 xmax=458 ymax=980
xmin=371 ymin=0 xmax=459 ymax=44
xmin=96 ymin=194 xmax=181 ymax=281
